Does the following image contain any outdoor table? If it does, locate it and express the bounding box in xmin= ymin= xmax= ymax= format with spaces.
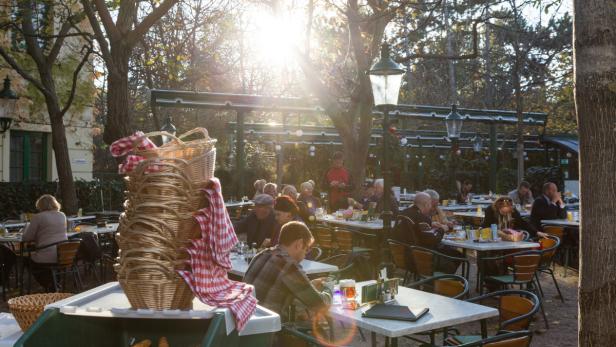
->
xmin=0 ymin=223 xmax=119 ymax=296
xmin=228 ymin=256 xmax=338 ymax=277
xmin=540 ymin=219 xmax=580 ymax=227
xmin=440 ymin=205 xmax=485 ymax=212
xmin=441 ymin=238 xmax=540 ymax=292
xmin=225 ymin=200 xmax=254 ymax=209
xmin=315 ymin=215 xmax=391 ymax=231
xmin=453 ymin=210 xmax=530 ymax=219
xmin=3 ymin=215 xmax=97 ymax=230
xmin=471 ymin=199 xmax=494 ymax=205
xmin=328 ymin=281 xmax=498 ymax=347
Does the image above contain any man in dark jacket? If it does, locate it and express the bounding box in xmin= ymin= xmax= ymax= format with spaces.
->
xmin=234 ymin=194 xmax=277 ymax=247
xmin=530 ymin=182 xmax=567 ymax=231
xmin=397 ymin=192 xmax=462 ymax=274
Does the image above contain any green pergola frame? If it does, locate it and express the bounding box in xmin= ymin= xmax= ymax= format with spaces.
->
xmin=150 ymin=89 xmax=548 ymax=195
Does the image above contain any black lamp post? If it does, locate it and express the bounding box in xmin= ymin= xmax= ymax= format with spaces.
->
xmin=0 ymin=76 xmax=18 ymax=134
xmin=368 ymin=43 xmax=405 ymax=272
xmin=160 ymin=115 xmax=177 ymax=144
xmin=445 ymin=104 xmax=463 ymax=199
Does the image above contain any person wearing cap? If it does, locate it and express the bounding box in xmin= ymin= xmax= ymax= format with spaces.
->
xmin=264 ymin=196 xmax=303 ymax=247
xmin=322 ymin=151 xmax=353 ymax=211
xmin=234 ymin=194 xmax=277 ymax=247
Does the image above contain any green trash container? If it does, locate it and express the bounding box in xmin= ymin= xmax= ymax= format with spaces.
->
xmin=13 ymin=283 xmax=279 ymax=347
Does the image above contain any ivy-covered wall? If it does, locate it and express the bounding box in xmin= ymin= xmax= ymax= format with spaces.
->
xmin=0 ymin=179 xmax=124 ymax=218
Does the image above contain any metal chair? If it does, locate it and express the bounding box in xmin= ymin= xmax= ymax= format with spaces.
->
xmin=542 ymin=225 xmax=574 ymax=276
xmin=479 ymin=251 xmax=548 ymax=329
xmin=408 ymin=274 xmax=470 ymax=299
xmin=445 ymin=291 xmax=539 ymax=346
xmin=388 ymin=240 xmax=470 ymax=281
xmin=535 ymin=235 xmax=564 ymax=302
xmin=445 ymin=330 xmax=532 ymax=347
xmin=311 ymin=226 xmax=336 ymax=256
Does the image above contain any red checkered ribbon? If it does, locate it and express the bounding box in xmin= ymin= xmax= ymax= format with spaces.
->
xmin=109 ymin=132 xmax=158 ymax=174
xmin=178 ymin=178 xmax=257 ymax=331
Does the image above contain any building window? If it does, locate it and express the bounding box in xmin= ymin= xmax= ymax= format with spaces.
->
xmin=10 ymin=131 xmax=48 ymax=182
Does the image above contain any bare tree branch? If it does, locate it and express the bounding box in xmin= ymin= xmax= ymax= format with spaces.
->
xmin=47 ymin=20 xmax=74 ymax=65
xmin=92 ymin=0 xmax=120 ymax=41
xmin=127 ymin=0 xmax=179 ymax=46
xmin=81 ymin=0 xmax=111 ymax=62
xmin=60 ymin=45 xmax=93 ymax=116
xmin=0 ymin=46 xmax=49 ymax=96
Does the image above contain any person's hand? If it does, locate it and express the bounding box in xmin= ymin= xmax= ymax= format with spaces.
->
xmin=537 ymin=231 xmax=549 ymax=238
xmin=260 ymin=238 xmax=271 ymax=248
xmin=553 ymin=192 xmax=563 ymax=204
xmin=311 ymin=277 xmax=326 ymax=290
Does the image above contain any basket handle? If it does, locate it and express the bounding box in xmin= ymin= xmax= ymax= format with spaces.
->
xmin=140 ymin=131 xmax=183 ymax=145
xmin=177 ymin=128 xmax=210 ymax=141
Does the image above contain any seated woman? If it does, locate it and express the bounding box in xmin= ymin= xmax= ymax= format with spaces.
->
xmin=482 ymin=197 xmax=547 ymax=240
xmin=22 ymin=195 xmax=68 ymax=292
xmin=297 ymin=181 xmax=321 ymax=222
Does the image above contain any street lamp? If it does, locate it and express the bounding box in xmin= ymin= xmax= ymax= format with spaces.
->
xmin=472 ymin=133 xmax=483 ymax=153
xmin=368 ymin=43 xmax=404 ymax=273
xmin=0 ymin=76 xmax=18 ymax=134
xmin=445 ymin=104 xmax=463 ymax=199
xmin=160 ymin=115 xmax=177 ymax=144
xmin=445 ymin=104 xmax=463 ymax=139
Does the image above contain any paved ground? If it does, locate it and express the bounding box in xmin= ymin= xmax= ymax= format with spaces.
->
xmin=0 ymin=260 xmax=578 ymax=346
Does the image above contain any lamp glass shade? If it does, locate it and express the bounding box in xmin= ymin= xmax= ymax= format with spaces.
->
xmin=369 ymin=73 xmax=404 ymax=106
xmin=445 ymin=105 xmax=463 ymax=138
xmin=368 ymin=44 xmax=405 ymax=106
xmin=472 ymin=135 xmax=483 ymax=152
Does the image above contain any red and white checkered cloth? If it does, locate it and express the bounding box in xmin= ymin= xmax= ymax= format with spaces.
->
xmin=178 ymin=178 xmax=257 ymax=331
xmin=110 ymin=132 xmax=158 ymax=174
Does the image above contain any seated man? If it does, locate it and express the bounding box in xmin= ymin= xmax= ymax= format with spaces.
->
xmin=234 ymin=194 xmax=277 ymax=247
xmin=424 ymin=189 xmax=454 ymax=232
xmin=374 ymin=178 xmax=399 ymax=218
xmin=508 ymin=181 xmax=534 ymax=206
xmin=244 ymin=221 xmax=331 ymax=322
xmin=398 ymin=192 xmax=462 ymax=274
xmin=530 ymin=182 xmax=567 ymax=231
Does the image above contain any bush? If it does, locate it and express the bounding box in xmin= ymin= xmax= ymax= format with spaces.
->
xmin=525 ymin=166 xmax=564 ymax=197
xmin=0 ymin=179 xmax=125 ymax=218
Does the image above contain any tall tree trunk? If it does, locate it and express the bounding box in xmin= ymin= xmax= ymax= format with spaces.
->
xmin=575 ymin=0 xmax=616 ymax=345
xmin=39 ymin=71 xmax=79 ymax=215
xmin=49 ymin=114 xmax=78 ymax=214
xmin=103 ymin=50 xmax=132 ymax=144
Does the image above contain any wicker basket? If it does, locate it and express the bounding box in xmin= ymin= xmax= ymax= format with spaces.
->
xmin=8 ymin=293 xmax=73 ymax=331
xmin=136 ymin=128 xmax=216 ymax=161
xmin=118 ymin=265 xmax=194 ymax=310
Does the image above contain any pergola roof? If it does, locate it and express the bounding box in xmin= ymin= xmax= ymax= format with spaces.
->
xmin=150 ymin=89 xmax=548 ymax=126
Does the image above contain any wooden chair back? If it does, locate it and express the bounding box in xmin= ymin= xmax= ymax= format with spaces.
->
xmin=57 ymin=241 xmax=81 ymax=267
xmin=543 ymin=225 xmax=565 ymax=238
xmin=334 ymin=229 xmax=353 ymax=253
xmin=484 ymin=335 xmax=531 ymax=347
xmin=410 ymin=248 xmax=433 ymax=277
xmin=512 ymin=254 xmax=541 ymax=282
xmin=539 ymin=237 xmax=559 ymax=267
xmin=499 ymin=295 xmax=535 ymax=331
xmin=434 ymin=279 xmax=465 ymax=298
xmin=312 ymin=226 xmax=334 ymax=251
xmin=388 ymin=242 xmax=408 ymax=271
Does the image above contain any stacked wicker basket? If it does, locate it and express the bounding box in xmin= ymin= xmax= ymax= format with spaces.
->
xmin=115 ymin=128 xmax=216 ymax=310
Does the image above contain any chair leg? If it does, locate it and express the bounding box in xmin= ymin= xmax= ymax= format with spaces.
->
xmin=530 ymin=283 xmax=549 ymax=329
xmin=52 ymin=270 xmax=60 ymax=292
xmin=563 ymin=247 xmax=570 ymax=278
xmin=534 ymin=274 xmax=545 ymax=298
xmin=548 ymin=269 xmax=565 ymax=303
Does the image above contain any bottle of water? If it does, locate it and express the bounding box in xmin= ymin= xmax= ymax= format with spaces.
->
xmin=490 ymin=224 xmax=498 ymax=241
